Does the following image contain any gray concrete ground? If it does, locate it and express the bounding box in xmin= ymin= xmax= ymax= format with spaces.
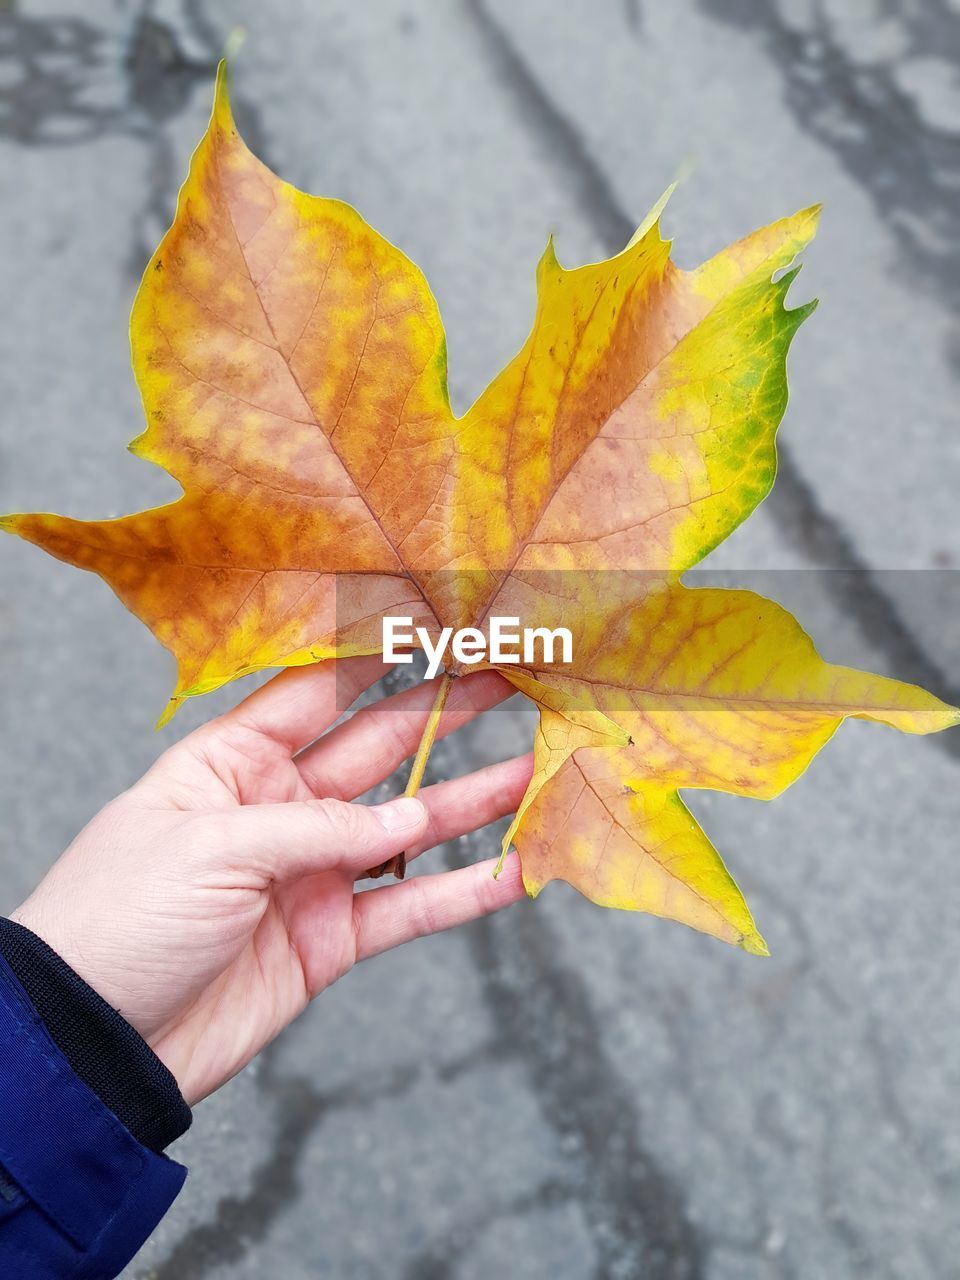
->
xmin=1 ymin=1 xmax=958 ymax=1277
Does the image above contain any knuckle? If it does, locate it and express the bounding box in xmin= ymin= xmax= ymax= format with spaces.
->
xmin=310 ymin=797 xmax=369 ymax=847
xmin=411 ymin=880 xmax=440 ymax=939
xmin=352 ymin=703 xmax=410 ymax=765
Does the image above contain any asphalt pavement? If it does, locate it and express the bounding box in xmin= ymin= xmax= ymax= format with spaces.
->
xmin=1 ymin=2 xmax=958 ymax=1277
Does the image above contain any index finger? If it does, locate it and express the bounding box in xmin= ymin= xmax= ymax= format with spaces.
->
xmin=212 ymin=653 xmax=393 ymax=751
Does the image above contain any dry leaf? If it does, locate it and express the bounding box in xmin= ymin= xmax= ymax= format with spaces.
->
xmin=5 ymin=65 xmax=956 ymax=950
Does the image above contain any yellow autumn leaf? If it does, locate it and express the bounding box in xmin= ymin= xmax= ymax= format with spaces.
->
xmin=4 ymin=63 xmax=956 ymax=951
xmin=498 ymin=583 xmax=957 ymax=944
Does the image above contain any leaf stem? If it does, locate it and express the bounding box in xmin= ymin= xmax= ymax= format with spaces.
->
xmin=364 ymin=671 xmax=453 ymax=881
xmin=403 ymin=671 xmax=453 ymax=798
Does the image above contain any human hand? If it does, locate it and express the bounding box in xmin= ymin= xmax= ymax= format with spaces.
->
xmin=11 ymin=658 xmax=531 ymax=1105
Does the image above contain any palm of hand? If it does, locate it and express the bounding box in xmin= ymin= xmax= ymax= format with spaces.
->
xmin=14 ymin=657 xmax=530 ymax=1105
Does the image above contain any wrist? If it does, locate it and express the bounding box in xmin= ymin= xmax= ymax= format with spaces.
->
xmin=11 ymin=893 xmax=108 ymax=1012
xmin=0 ymin=916 xmax=192 ymax=1152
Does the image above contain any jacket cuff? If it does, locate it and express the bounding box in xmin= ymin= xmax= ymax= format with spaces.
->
xmin=0 ymin=948 xmax=187 ymax=1278
xmin=0 ymin=918 xmax=191 ymax=1153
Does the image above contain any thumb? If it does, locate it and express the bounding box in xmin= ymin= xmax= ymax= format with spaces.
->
xmin=215 ymin=795 xmax=428 ymax=882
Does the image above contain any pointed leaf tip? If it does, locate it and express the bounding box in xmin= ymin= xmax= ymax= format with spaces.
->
xmin=538 ymin=235 xmax=560 ymax=276
xmin=740 ymin=931 xmax=770 ymax=958
xmin=794 ymin=202 xmax=823 ymax=248
xmin=627 ymin=180 xmax=678 ymax=249
xmin=213 ymin=58 xmax=234 ymax=128
xmin=155 ymin=697 xmax=182 ymax=731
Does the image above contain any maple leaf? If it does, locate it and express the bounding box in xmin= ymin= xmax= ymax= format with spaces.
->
xmin=4 ymin=65 xmax=957 ymax=953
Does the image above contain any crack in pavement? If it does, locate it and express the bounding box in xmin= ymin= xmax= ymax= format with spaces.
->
xmin=0 ymin=2 xmax=123 ymax=145
xmin=124 ymin=1 xmax=221 ymax=273
xmin=375 ymin=673 xmax=704 ymax=1278
xmin=447 ymin=844 xmax=706 ymax=1280
xmin=699 ymin=0 xmax=960 ymax=313
xmin=401 ymin=1179 xmax=576 ymax=1280
xmin=0 ymin=0 xmax=219 ymax=272
xmin=144 ymin=1058 xmax=423 ymax=1280
xmin=463 ymin=0 xmax=960 ymax=756
xmin=0 ymin=1 xmax=216 ymax=142
xmin=759 ymin=466 xmax=960 ymax=757
xmin=460 ymin=0 xmax=632 ymax=261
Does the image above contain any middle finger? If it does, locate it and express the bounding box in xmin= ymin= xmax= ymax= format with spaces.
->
xmin=296 ymin=669 xmax=517 ymax=800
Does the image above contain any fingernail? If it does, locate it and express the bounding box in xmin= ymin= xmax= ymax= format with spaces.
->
xmin=372 ymin=796 xmax=426 ymax=835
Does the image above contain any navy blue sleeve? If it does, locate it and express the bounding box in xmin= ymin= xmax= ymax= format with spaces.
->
xmin=0 ymin=942 xmax=188 ymax=1278
xmin=0 ymin=919 xmax=191 ymax=1156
